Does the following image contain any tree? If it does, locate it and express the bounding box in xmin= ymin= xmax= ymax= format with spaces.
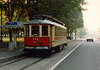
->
xmin=77 ymin=28 xmax=87 ymax=38
xmin=2 ymin=0 xmax=28 ymax=41
xmin=1 ymin=0 xmax=86 ymax=40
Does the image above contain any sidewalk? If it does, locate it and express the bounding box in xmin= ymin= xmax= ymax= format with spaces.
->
xmin=0 ymin=49 xmax=24 ymax=60
xmin=0 ymin=42 xmax=24 ymax=60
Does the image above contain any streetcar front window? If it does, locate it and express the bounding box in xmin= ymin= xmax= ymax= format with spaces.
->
xmin=42 ymin=26 xmax=48 ymax=36
xmin=26 ymin=26 xmax=29 ymax=37
xmin=32 ymin=26 xmax=39 ymax=36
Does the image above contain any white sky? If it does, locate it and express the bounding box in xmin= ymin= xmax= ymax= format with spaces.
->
xmin=83 ymin=0 xmax=100 ymax=31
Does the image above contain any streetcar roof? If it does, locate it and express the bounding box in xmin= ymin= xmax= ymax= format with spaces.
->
xmin=25 ymin=19 xmax=67 ymax=29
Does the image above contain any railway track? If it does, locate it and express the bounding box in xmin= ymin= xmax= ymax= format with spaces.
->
xmin=19 ymin=58 xmax=44 ymax=70
xmin=0 ymin=53 xmax=26 ymax=63
xmin=0 ymin=56 xmax=28 ymax=67
xmin=0 ymin=52 xmax=46 ymax=70
xmin=0 ymin=53 xmax=30 ymax=67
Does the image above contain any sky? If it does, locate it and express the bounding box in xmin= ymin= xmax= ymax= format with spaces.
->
xmin=83 ymin=0 xmax=100 ymax=31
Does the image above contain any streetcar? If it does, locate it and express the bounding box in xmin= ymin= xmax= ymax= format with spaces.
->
xmin=23 ymin=15 xmax=67 ymax=55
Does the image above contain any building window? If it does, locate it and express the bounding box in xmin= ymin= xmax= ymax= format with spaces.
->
xmin=32 ymin=26 xmax=39 ymax=36
xmin=42 ymin=26 xmax=48 ymax=36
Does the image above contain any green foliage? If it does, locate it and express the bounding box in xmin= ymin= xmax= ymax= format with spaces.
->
xmin=1 ymin=0 xmax=86 ymax=36
xmin=77 ymin=28 xmax=87 ymax=38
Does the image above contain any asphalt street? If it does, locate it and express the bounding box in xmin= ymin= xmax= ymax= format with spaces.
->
xmin=54 ymin=41 xmax=100 ymax=70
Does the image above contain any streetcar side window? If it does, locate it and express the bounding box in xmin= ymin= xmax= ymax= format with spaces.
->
xmin=32 ymin=26 xmax=39 ymax=36
xmin=42 ymin=26 xmax=48 ymax=36
xmin=26 ymin=26 xmax=29 ymax=37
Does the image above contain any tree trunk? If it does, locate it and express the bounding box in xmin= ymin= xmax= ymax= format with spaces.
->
xmin=0 ymin=7 xmax=3 ymax=42
xmin=9 ymin=31 xmax=12 ymax=41
xmin=75 ymin=29 xmax=77 ymax=39
xmin=67 ymin=23 xmax=70 ymax=37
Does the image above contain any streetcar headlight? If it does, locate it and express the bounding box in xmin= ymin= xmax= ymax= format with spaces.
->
xmin=39 ymin=42 xmax=42 ymax=45
xmin=33 ymin=40 xmax=37 ymax=44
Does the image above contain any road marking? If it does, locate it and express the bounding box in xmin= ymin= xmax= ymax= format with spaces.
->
xmin=49 ymin=41 xmax=84 ymax=70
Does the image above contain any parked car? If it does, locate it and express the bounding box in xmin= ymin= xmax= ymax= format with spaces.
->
xmin=87 ymin=37 xmax=93 ymax=42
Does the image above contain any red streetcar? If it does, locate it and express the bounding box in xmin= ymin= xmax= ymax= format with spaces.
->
xmin=23 ymin=15 xmax=67 ymax=55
